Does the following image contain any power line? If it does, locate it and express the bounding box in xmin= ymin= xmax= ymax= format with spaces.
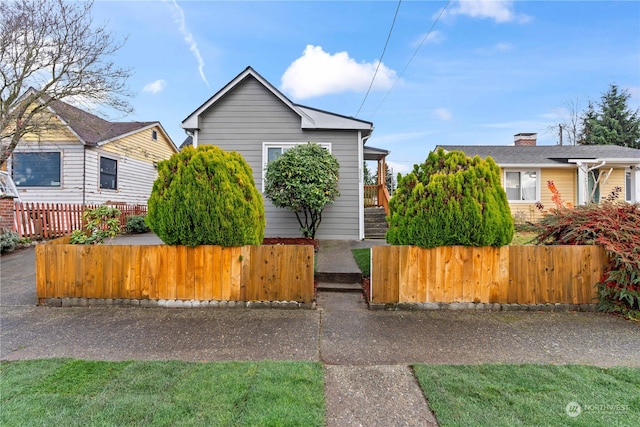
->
xmin=368 ymin=0 xmax=452 ymax=119
xmin=355 ymin=0 xmax=402 ymax=117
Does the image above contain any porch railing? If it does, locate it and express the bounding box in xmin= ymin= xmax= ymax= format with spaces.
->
xmin=364 ymin=185 xmax=390 ymax=215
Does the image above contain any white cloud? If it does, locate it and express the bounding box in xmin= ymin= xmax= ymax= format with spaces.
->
xmin=386 ymin=160 xmax=413 ymax=176
xmin=434 ymin=108 xmax=453 ymax=121
xmin=281 ymin=45 xmax=398 ymax=99
xmin=413 ymin=30 xmax=445 ymax=47
xmin=443 ymin=0 xmax=530 ymax=24
xmin=165 ymin=0 xmax=209 ymax=86
xmin=143 ymin=79 xmax=167 ymax=94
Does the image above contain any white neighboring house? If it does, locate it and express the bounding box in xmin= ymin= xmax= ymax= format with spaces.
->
xmin=3 ymin=96 xmax=177 ymax=205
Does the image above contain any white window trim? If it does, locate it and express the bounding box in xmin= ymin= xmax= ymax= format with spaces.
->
xmin=99 ymin=155 xmax=119 ymax=191
xmin=503 ymin=169 xmax=540 ymax=203
xmin=261 ymin=142 xmax=332 ymax=191
xmin=11 ymin=150 xmax=63 ymax=188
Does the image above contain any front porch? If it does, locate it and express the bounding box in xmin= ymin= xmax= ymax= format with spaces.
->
xmin=363 ymin=146 xmax=391 ymax=216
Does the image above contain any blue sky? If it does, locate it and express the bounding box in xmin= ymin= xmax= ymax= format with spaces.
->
xmin=93 ymin=0 xmax=640 ymax=175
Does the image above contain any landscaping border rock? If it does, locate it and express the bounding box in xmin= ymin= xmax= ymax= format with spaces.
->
xmin=368 ymin=301 xmax=598 ymax=312
xmin=42 ymin=297 xmax=317 ymax=310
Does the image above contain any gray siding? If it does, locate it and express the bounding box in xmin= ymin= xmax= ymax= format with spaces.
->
xmin=196 ymin=76 xmax=360 ymax=239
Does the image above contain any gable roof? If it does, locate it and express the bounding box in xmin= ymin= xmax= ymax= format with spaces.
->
xmin=48 ymin=99 xmax=161 ymax=146
xmin=438 ymin=145 xmax=640 ymax=167
xmin=181 ymin=66 xmax=373 ymax=137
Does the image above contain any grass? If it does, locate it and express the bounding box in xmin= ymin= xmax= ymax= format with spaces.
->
xmin=351 ymin=248 xmax=371 ymax=276
xmin=413 ymin=364 xmax=640 ymax=427
xmin=0 ymin=359 xmax=325 ymax=427
xmin=510 ymin=231 xmax=538 ymax=245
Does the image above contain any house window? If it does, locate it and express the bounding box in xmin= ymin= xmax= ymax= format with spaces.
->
xmin=505 ymin=171 xmax=537 ymax=201
xmin=12 ymin=152 xmax=61 ymax=187
xmin=100 ymin=157 xmax=117 ymax=190
xmin=626 ymin=171 xmax=634 ymax=202
xmin=262 ymin=142 xmax=332 ymax=189
xmin=152 ymin=130 xmax=158 ymax=141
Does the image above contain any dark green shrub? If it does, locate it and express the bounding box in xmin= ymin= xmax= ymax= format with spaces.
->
xmin=125 ymin=215 xmax=149 ymax=234
xmin=0 ymin=230 xmax=21 ymax=253
xmin=535 ymin=184 xmax=640 ymax=320
xmin=147 ymin=145 xmax=265 ymax=246
xmin=386 ymin=148 xmax=514 ymax=248
xmin=69 ymin=205 xmax=121 ymax=245
xmin=264 ymin=143 xmax=340 ymax=239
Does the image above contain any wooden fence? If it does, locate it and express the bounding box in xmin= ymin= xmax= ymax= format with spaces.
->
xmin=371 ymin=245 xmax=608 ymax=305
xmin=14 ymin=202 xmax=147 ymax=239
xmin=36 ymin=238 xmax=315 ymax=304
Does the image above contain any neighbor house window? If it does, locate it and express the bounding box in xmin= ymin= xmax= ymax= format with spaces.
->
xmin=505 ymin=170 xmax=537 ymax=201
xmin=626 ymin=171 xmax=634 ymax=202
xmin=12 ymin=152 xmax=61 ymax=187
xmin=100 ymin=157 xmax=117 ymax=190
xmin=262 ymin=142 xmax=332 ymax=189
xmin=152 ymin=130 xmax=158 ymax=141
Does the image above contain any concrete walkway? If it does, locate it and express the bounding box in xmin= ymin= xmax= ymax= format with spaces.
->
xmin=2 ymin=238 xmax=639 ymax=426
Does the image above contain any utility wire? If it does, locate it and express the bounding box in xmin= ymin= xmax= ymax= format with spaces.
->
xmin=368 ymin=0 xmax=452 ymax=119
xmin=355 ymin=0 xmax=402 ymax=117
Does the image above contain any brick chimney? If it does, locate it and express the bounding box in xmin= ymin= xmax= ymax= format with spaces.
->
xmin=514 ymin=133 xmax=537 ymax=146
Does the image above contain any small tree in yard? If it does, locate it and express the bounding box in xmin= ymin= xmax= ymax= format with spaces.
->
xmin=535 ymin=183 xmax=640 ymax=320
xmin=264 ymin=143 xmax=340 ymax=239
xmin=146 ymin=146 xmax=265 ymax=247
xmin=386 ymin=148 xmax=514 ymax=248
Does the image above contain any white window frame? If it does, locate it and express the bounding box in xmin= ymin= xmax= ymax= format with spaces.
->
xmin=503 ymin=169 xmax=540 ymax=203
xmin=99 ymin=155 xmax=118 ymax=191
xmin=626 ymin=170 xmax=635 ymax=202
xmin=261 ymin=142 xmax=332 ymax=191
xmin=11 ymin=151 xmax=62 ymax=188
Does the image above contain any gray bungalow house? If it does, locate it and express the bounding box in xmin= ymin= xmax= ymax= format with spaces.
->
xmin=181 ymin=66 xmax=389 ymax=239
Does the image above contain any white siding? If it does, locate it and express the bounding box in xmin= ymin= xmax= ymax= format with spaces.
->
xmin=83 ymin=148 xmax=157 ymax=205
xmin=9 ymin=144 xmax=157 ymax=205
xmin=10 ymin=143 xmax=86 ymax=204
xmin=197 ymin=76 xmax=360 ymax=239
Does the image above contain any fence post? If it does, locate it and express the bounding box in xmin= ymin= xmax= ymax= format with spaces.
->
xmin=0 ymin=195 xmax=16 ymax=232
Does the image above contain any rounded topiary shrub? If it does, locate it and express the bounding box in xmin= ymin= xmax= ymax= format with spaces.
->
xmin=386 ymin=148 xmax=514 ymax=248
xmin=146 ymin=145 xmax=265 ymax=246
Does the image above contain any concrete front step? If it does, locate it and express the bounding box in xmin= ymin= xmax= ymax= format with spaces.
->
xmin=315 ymin=272 xmax=362 ymax=284
xmin=316 ymin=282 xmax=363 ymax=292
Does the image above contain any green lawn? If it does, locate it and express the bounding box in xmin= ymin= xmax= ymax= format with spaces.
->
xmin=351 ymin=248 xmax=371 ymax=276
xmin=413 ymin=364 xmax=640 ymax=427
xmin=0 ymin=359 xmax=325 ymax=427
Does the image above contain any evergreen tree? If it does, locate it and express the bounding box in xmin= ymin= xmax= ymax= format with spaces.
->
xmin=363 ymin=161 xmax=376 ymax=185
xmin=386 ymin=149 xmax=514 ymax=248
xmin=146 ymin=146 xmax=265 ymax=247
xmin=578 ymin=84 xmax=640 ymax=148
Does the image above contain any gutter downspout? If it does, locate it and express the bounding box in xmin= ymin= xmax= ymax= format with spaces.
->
xmin=358 ymin=130 xmax=365 ymax=240
xmin=82 ymin=145 xmax=86 ymax=206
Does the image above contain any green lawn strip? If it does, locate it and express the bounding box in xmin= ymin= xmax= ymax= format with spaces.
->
xmin=413 ymin=364 xmax=640 ymax=427
xmin=510 ymin=231 xmax=538 ymax=245
xmin=1 ymin=359 xmax=325 ymax=427
xmin=351 ymin=248 xmax=371 ymax=276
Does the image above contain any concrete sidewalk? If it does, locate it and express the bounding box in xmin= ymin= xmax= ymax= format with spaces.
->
xmin=2 ymin=240 xmax=639 ymax=426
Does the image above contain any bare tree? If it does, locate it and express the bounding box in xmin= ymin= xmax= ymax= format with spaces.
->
xmin=546 ymin=96 xmax=583 ymax=145
xmin=0 ymin=0 xmax=132 ymax=165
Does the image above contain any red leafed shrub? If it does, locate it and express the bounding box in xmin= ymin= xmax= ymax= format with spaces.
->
xmin=535 ymin=183 xmax=640 ymax=320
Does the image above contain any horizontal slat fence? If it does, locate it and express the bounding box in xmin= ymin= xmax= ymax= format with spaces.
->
xmin=371 ymin=245 xmax=607 ymax=305
xmin=14 ymin=202 xmax=147 ymax=239
xmin=36 ymin=240 xmax=314 ymax=304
